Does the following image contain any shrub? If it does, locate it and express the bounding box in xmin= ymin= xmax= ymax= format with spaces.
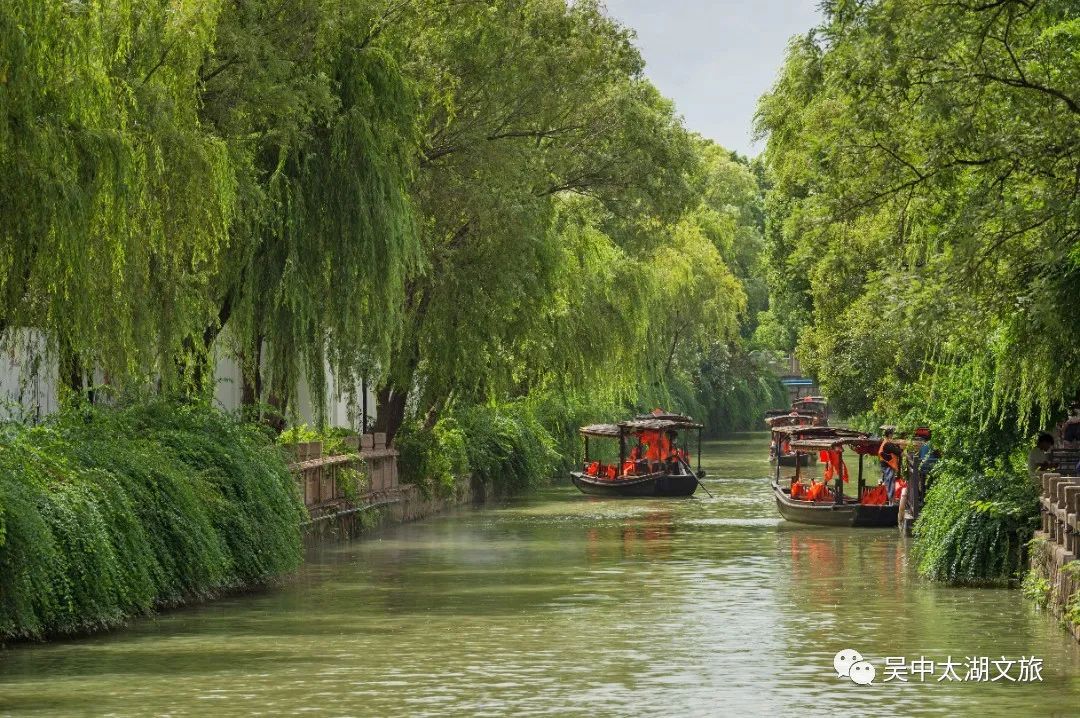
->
xmin=910 ymin=357 xmax=1043 ymax=585
xmin=456 ymin=402 xmax=559 ymax=495
xmin=0 ymin=400 xmax=305 ymax=640
xmin=396 ymin=417 xmax=470 ymax=497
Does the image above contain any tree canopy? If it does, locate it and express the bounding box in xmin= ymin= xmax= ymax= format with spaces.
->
xmin=756 ymin=0 xmax=1079 ymax=423
xmin=1 ymin=0 xmax=769 ymax=435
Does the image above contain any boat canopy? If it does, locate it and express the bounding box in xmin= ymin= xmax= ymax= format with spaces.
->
xmin=771 ymin=425 xmax=866 ymax=440
xmin=622 ymin=417 xmax=703 ymax=431
xmin=578 ymin=411 xmax=703 ymax=438
xmin=765 ymin=413 xmax=817 ymax=428
xmin=579 ymin=423 xmax=622 ymax=437
xmin=788 ymin=435 xmax=925 ymax=455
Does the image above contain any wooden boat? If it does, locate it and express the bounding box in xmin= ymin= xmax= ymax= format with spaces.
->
xmin=570 ymin=410 xmax=705 ymax=498
xmin=766 ymin=413 xmax=820 ymax=466
xmin=772 ymin=480 xmax=898 ymax=527
xmin=791 ymin=396 xmax=830 ymax=426
xmin=771 ymin=431 xmax=906 ymax=528
xmin=572 ymin=469 xmax=700 ymax=497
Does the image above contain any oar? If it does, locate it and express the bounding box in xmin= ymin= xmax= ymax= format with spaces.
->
xmin=696 ymin=476 xmax=714 ymax=498
xmin=682 ymin=458 xmax=713 ymax=497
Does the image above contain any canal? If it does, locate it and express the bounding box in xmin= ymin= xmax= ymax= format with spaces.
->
xmin=1 ymin=433 xmax=1078 ymax=717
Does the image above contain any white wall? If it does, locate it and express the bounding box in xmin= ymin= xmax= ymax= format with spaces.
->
xmin=211 ymin=346 xmax=376 ymax=430
xmin=0 ymin=329 xmax=59 ymax=421
xmin=0 ymin=332 xmax=376 ymax=430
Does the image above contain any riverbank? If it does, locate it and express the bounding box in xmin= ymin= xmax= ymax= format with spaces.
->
xmin=300 ymin=477 xmax=485 ymax=548
xmin=1025 ymin=472 xmax=1080 ymax=642
xmin=0 ymin=400 xmax=526 ymax=643
xmin=0 ymin=402 xmax=305 ymax=642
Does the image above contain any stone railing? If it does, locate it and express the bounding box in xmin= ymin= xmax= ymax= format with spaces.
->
xmin=288 ymin=433 xmax=400 ymax=516
xmin=1033 ymin=471 xmax=1080 ymax=641
xmin=1040 ymin=472 xmax=1080 ymax=560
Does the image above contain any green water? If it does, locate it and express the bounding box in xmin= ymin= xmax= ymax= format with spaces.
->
xmin=1 ymin=433 xmax=1078 ymax=717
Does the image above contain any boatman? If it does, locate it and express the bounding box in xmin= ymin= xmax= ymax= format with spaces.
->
xmin=878 ymin=427 xmax=902 ymax=503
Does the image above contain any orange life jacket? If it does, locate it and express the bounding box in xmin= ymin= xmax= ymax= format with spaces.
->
xmin=622 ymin=460 xmax=636 ymax=476
xmin=823 ymin=449 xmax=849 ymax=483
xmin=805 ymin=480 xmax=833 ymax=502
xmin=604 ymin=464 xmax=617 ymax=480
xmin=586 ymin=461 xmax=600 ymax=476
xmin=860 ymin=484 xmax=888 ymax=505
xmin=641 ymin=430 xmax=664 ymax=461
xmin=790 ymin=481 xmax=805 ymax=499
xmin=893 ymin=477 xmax=907 ymax=501
xmin=878 ymin=439 xmax=900 ymax=472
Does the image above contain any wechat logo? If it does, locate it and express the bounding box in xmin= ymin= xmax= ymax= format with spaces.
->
xmin=834 ymin=649 xmax=876 ymax=685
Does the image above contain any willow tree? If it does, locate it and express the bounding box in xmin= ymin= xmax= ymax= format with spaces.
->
xmin=757 ymin=0 xmax=1080 ymax=421
xmin=366 ymin=0 xmax=709 ymax=440
xmin=194 ymin=0 xmax=421 ymax=416
xmin=0 ymin=0 xmax=235 ymax=394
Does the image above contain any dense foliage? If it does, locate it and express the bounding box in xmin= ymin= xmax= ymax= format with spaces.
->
xmin=396 ymin=401 xmax=558 ymax=498
xmin=1 ymin=0 xmax=775 ymax=436
xmin=0 ymin=402 xmax=304 ymax=640
xmin=756 ymin=0 xmax=1079 ymax=583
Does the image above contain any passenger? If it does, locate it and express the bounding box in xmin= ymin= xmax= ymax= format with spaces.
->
xmin=916 ymin=429 xmax=939 ymax=480
xmin=665 ymin=430 xmax=680 ymax=471
xmin=1027 ymin=432 xmax=1056 ymax=482
xmin=622 ymin=446 xmax=640 ymax=476
xmin=1061 ymin=405 xmax=1080 ymax=448
xmin=877 ymin=427 xmax=902 ymax=503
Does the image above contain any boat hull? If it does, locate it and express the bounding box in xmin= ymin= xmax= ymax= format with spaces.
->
xmin=570 ymin=472 xmax=699 ymax=497
xmin=772 ymin=481 xmax=898 ymax=527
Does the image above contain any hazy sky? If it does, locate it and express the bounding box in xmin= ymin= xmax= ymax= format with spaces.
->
xmin=603 ymin=1 xmax=823 ymax=157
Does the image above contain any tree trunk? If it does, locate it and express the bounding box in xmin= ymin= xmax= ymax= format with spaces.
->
xmin=240 ymin=337 xmax=263 ymax=409
xmin=374 ymin=383 xmax=408 ymax=445
xmin=58 ymin=335 xmax=85 ymax=402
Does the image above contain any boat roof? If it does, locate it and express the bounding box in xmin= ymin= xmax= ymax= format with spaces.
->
xmin=579 ymin=411 xmax=703 ymax=436
xmin=765 ymin=413 xmax=817 ymax=427
xmin=579 ymin=423 xmax=622 ymax=437
xmin=789 ymin=435 xmax=925 ymax=454
xmin=772 ymin=425 xmax=867 ymax=440
xmin=622 ymin=417 xmax=703 ymax=430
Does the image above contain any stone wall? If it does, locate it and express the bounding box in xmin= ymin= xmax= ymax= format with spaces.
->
xmin=1029 ymin=471 xmax=1080 ymax=642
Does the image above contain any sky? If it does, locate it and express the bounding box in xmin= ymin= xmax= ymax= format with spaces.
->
xmin=603 ymin=1 xmax=823 ymax=157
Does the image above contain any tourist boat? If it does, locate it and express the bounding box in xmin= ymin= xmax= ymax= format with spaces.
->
xmin=766 ymin=412 xmax=818 ymax=466
xmin=771 ymin=431 xmax=903 ymax=528
xmin=570 ymin=410 xmax=705 ymax=497
xmin=791 ymin=396 xmax=830 ymax=426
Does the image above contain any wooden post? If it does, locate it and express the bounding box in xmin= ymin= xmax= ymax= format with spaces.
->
xmin=696 ymin=427 xmax=702 ymax=474
xmin=618 ymin=429 xmax=625 ymax=476
xmin=795 ymin=450 xmax=801 ymax=482
xmin=834 ymin=445 xmax=843 ymax=505
xmin=857 ymin=453 xmax=865 ymax=499
xmin=908 ymin=453 xmax=921 ymax=521
xmin=584 ymin=435 xmax=589 ymax=464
